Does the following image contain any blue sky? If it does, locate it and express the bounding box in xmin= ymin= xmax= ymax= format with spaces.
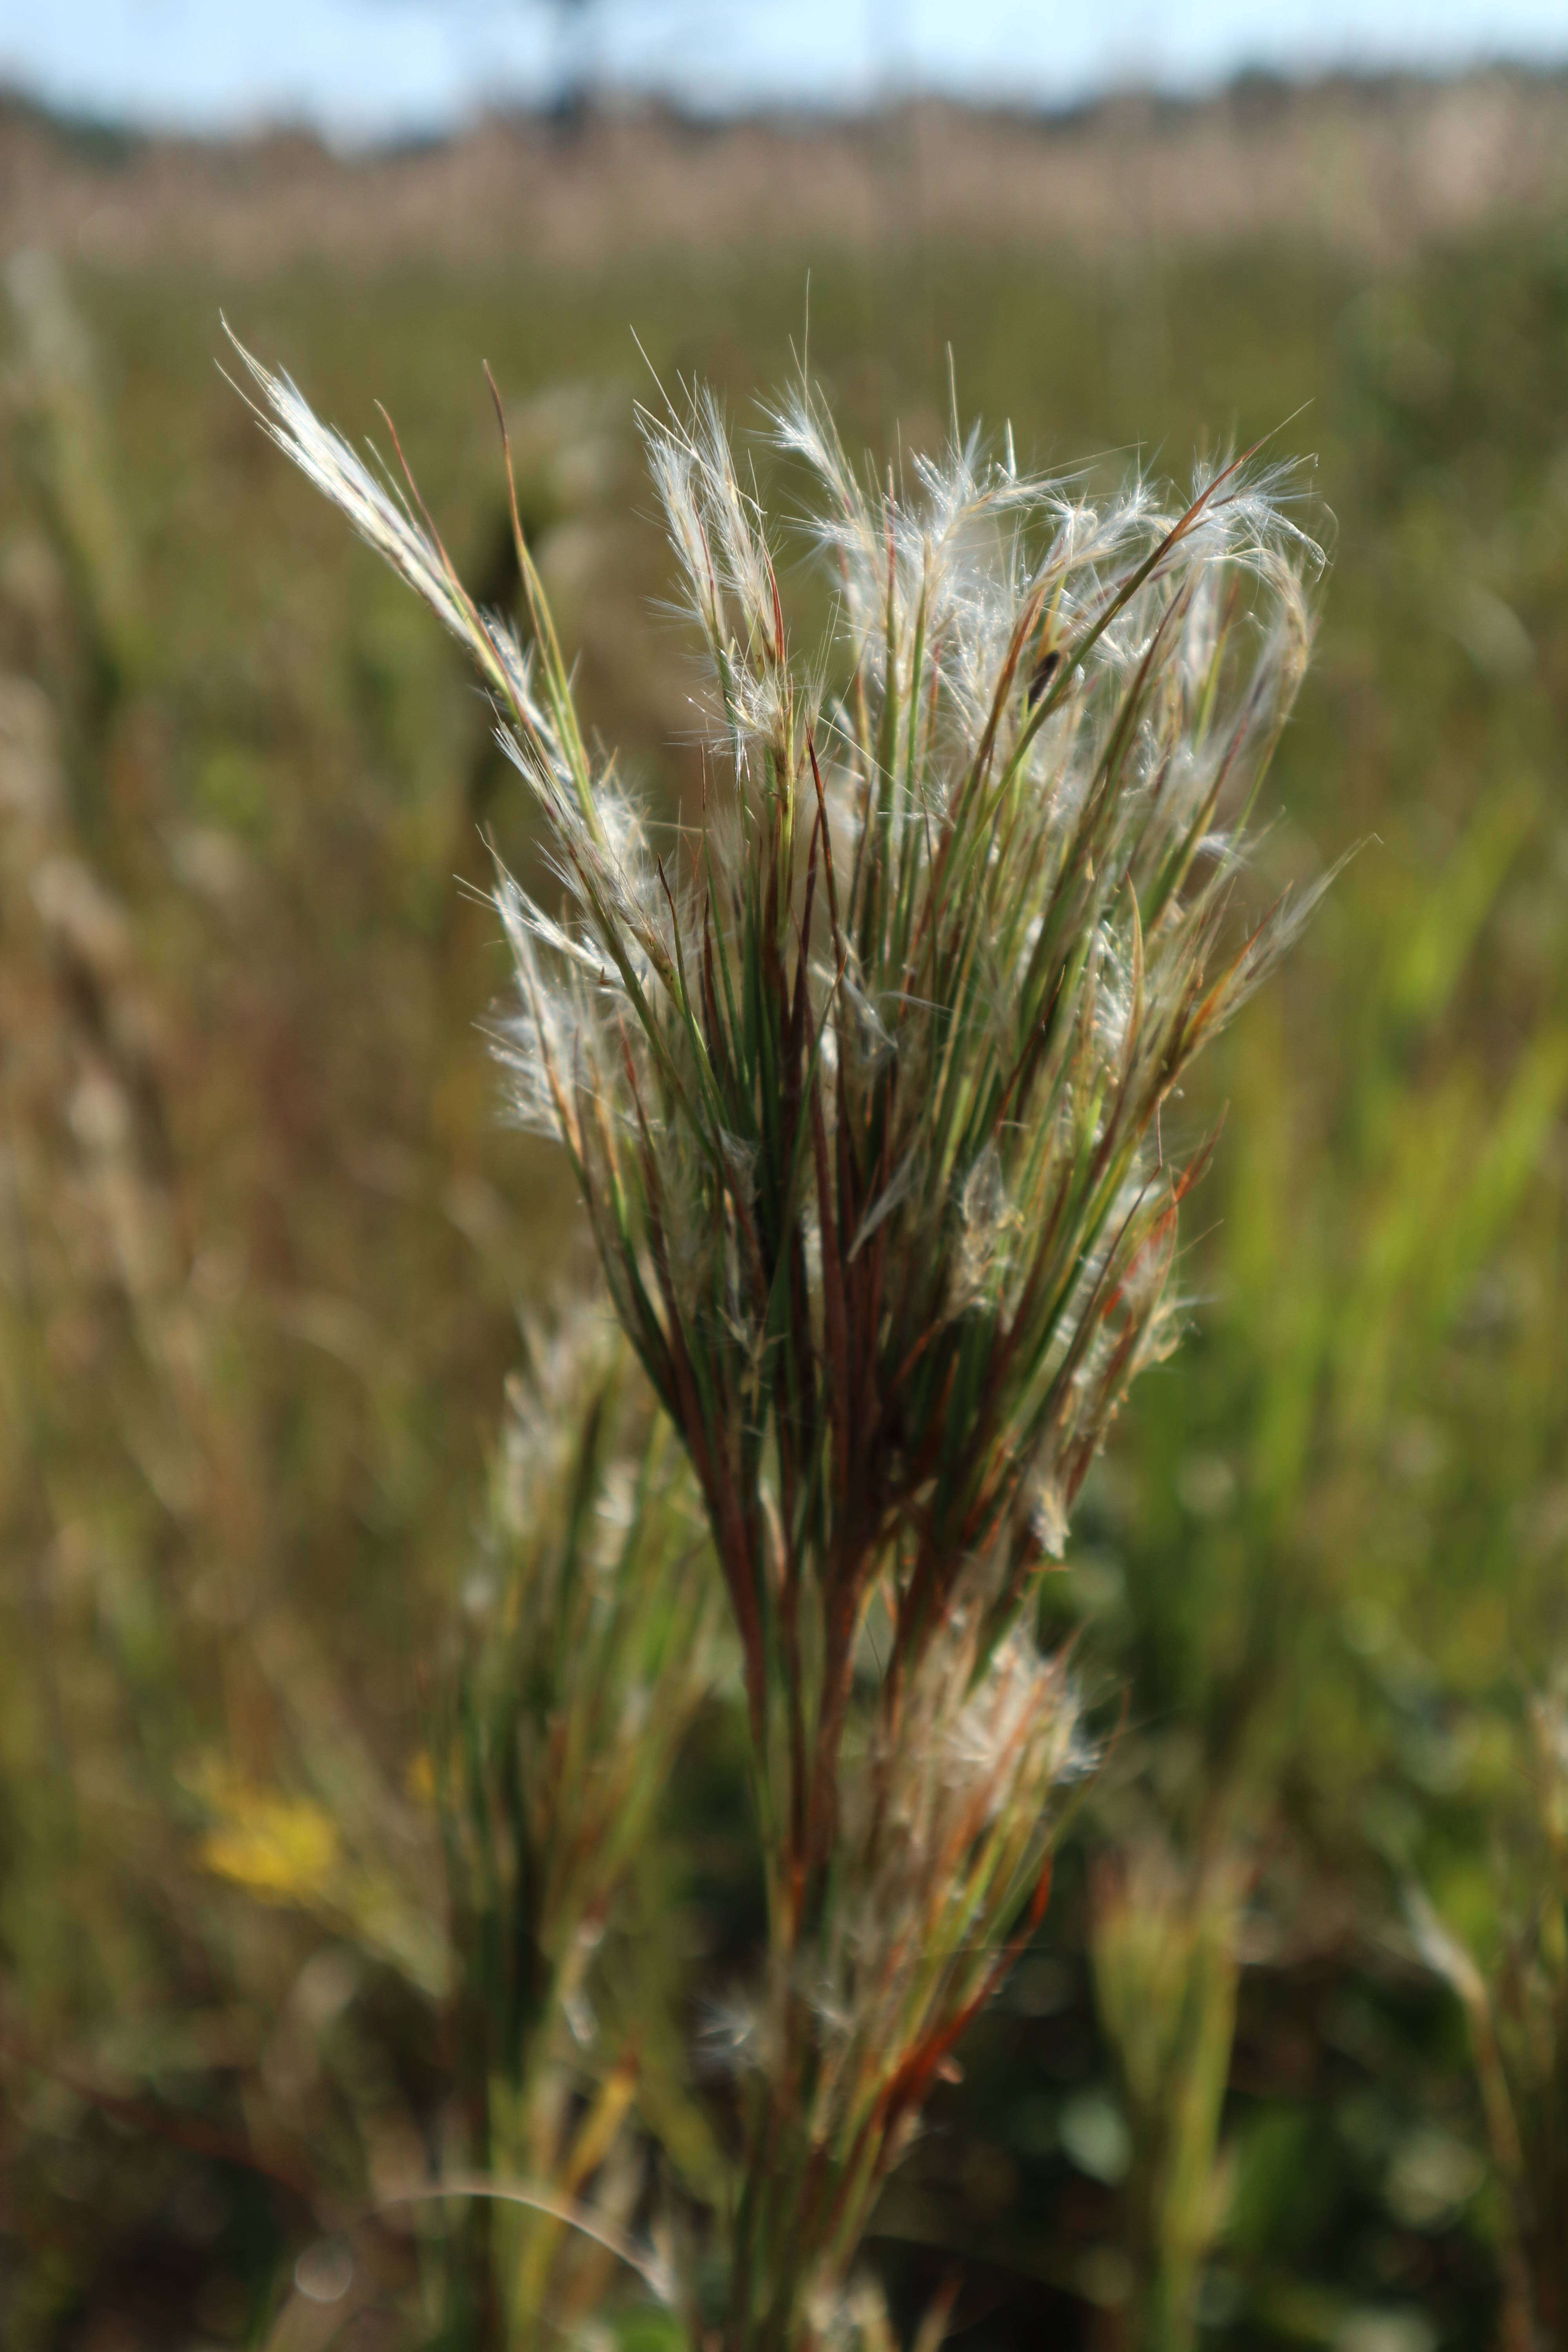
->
xmin=4 ymin=0 xmax=1568 ymax=143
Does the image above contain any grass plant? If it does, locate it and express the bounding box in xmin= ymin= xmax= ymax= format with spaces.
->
xmin=436 ymin=1309 xmax=724 ymax=2347
xmin=231 ymin=333 xmax=1325 ymax=2346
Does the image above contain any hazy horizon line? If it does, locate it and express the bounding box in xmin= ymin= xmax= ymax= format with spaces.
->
xmin=5 ymin=49 xmax=1568 ymax=159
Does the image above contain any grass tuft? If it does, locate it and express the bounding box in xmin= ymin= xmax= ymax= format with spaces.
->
xmin=232 ymin=332 xmax=1321 ymax=2346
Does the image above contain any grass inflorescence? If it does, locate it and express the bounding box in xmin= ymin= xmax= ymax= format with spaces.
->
xmin=230 ymin=329 xmax=1323 ymax=2346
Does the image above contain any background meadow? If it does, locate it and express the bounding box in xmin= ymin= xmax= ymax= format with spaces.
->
xmin=2 ymin=90 xmax=1568 ymax=2348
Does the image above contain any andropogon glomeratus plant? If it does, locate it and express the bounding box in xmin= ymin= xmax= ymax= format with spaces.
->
xmin=437 ymin=1308 xmax=723 ymax=2347
xmin=230 ymin=330 xmax=1323 ymax=2346
xmin=236 ymin=1308 xmax=722 ymax=2350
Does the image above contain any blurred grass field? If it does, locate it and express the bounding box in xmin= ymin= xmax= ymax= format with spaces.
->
xmin=2 ymin=135 xmax=1568 ymax=2348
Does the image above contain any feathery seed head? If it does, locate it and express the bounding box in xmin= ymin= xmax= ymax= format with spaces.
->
xmin=234 ymin=332 xmax=1323 ymax=2347
xmin=230 ymin=318 xmax=1322 ymax=1719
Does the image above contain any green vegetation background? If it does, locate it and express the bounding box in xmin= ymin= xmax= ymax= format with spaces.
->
xmin=3 ymin=211 xmax=1567 ymax=2347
